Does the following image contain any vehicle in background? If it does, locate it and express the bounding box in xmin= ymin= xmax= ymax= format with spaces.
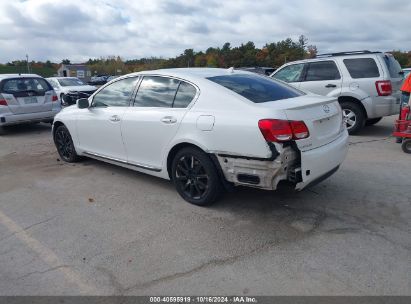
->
xmin=106 ymin=75 xmax=120 ymax=82
xmin=46 ymin=77 xmax=97 ymax=106
xmin=402 ymin=68 xmax=411 ymax=79
xmin=53 ymin=68 xmax=348 ymax=206
xmin=0 ymin=74 xmax=60 ymax=130
xmin=238 ymin=67 xmax=276 ymax=76
xmin=271 ymin=51 xmax=403 ymax=134
xmin=88 ymin=75 xmax=109 ymax=85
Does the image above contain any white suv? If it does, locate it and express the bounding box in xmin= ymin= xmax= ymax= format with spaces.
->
xmin=271 ymin=51 xmax=403 ymax=134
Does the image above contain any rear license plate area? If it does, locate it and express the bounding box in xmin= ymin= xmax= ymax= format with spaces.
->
xmin=24 ymin=97 xmax=37 ymax=104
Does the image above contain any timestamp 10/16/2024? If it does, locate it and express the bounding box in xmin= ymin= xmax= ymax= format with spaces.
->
xmin=149 ymin=296 xmax=257 ymax=303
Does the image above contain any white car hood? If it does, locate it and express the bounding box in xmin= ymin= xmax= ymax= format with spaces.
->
xmin=62 ymin=85 xmax=96 ymax=92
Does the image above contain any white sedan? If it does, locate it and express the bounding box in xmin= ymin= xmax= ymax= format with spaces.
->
xmin=46 ymin=77 xmax=97 ymax=106
xmin=52 ymin=68 xmax=348 ymax=205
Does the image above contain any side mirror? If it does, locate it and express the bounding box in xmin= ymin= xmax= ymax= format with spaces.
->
xmin=77 ymin=98 xmax=89 ymax=109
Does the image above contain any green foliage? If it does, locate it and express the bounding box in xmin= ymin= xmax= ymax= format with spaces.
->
xmin=390 ymin=50 xmax=411 ymax=67
xmin=0 ymin=36 xmax=319 ymax=76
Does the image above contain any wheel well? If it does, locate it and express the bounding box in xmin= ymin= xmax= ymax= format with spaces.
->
xmin=338 ymin=96 xmax=368 ymax=119
xmin=52 ymin=121 xmax=64 ymax=138
xmin=166 ymin=143 xmax=205 ymax=178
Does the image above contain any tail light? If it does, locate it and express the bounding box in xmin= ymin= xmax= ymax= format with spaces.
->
xmin=258 ymin=119 xmax=309 ymax=142
xmin=0 ymin=94 xmax=7 ymax=106
xmin=375 ymin=80 xmax=392 ymax=96
xmin=52 ymin=94 xmax=58 ymax=102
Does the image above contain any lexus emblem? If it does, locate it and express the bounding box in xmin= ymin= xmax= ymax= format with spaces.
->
xmin=323 ymin=105 xmax=330 ymax=113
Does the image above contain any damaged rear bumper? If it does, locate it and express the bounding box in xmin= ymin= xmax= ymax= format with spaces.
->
xmin=215 ymin=131 xmax=348 ymax=190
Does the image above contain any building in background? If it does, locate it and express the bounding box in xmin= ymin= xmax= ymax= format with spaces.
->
xmin=57 ymin=64 xmax=92 ymax=82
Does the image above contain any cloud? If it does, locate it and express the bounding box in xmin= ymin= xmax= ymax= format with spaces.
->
xmin=0 ymin=0 xmax=408 ymax=63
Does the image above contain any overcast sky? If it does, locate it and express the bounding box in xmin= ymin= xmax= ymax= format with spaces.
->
xmin=0 ymin=0 xmax=409 ymax=63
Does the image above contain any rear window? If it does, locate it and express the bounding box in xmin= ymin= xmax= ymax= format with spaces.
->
xmin=1 ymin=78 xmax=52 ymax=96
xmin=383 ymin=55 xmax=402 ymax=78
xmin=343 ymin=58 xmax=380 ymax=79
xmin=207 ymin=74 xmax=304 ymax=103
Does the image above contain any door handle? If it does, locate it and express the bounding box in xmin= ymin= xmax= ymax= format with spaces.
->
xmin=109 ymin=115 xmax=120 ymax=122
xmin=161 ymin=116 xmax=177 ymax=124
xmin=325 ymin=84 xmax=337 ymax=88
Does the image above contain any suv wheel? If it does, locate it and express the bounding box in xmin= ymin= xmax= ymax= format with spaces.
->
xmin=341 ymin=102 xmax=365 ymax=135
xmin=171 ymin=147 xmax=223 ymax=206
xmin=54 ymin=125 xmax=79 ymax=162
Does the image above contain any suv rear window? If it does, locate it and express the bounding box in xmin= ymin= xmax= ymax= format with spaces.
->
xmin=383 ymin=55 xmax=402 ymax=78
xmin=343 ymin=58 xmax=380 ymax=79
xmin=207 ymin=74 xmax=304 ymax=103
xmin=1 ymin=78 xmax=52 ymax=96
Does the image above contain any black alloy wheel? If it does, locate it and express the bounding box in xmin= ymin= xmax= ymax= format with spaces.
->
xmin=54 ymin=125 xmax=78 ymax=162
xmin=172 ymin=147 xmax=223 ymax=206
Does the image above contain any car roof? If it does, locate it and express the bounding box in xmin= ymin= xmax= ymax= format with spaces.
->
xmin=0 ymin=74 xmax=43 ymax=80
xmin=47 ymin=76 xmax=79 ymax=79
xmin=124 ymin=68 xmax=255 ymax=82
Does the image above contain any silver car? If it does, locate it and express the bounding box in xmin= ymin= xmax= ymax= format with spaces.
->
xmin=0 ymin=74 xmax=60 ymax=130
xmin=271 ymin=51 xmax=403 ymax=134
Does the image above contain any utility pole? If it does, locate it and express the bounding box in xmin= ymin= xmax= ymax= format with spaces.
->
xmin=26 ymin=54 xmax=30 ymax=73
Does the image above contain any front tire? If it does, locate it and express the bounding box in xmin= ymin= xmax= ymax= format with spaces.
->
xmin=365 ymin=117 xmax=383 ymax=126
xmin=401 ymin=139 xmax=411 ymax=154
xmin=341 ymin=102 xmax=365 ymax=135
xmin=54 ymin=125 xmax=79 ymax=162
xmin=171 ymin=147 xmax=223 ymax=206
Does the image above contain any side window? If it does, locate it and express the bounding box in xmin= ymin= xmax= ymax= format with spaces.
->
xmin=92 ymin=77 xmax=139 ymax=107
xmin=173 ymin=81 xmax=197 ymax=108
xmin=343 ymin=58 xmax=380 ymax=79
xmin=305 ymin=61 xmax=341 ymax=81
xmin=134 ymin=76 xmax=179 ymax=108
xmin=272 ymin=64 xmax=304 ymax=83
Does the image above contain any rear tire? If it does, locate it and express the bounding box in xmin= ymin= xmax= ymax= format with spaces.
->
xmin=341 ymin=102 xmax=365 ymax=135
xmin=171 ymin=147 xmax=223 ymax=206
xmin=365 ymin=117 xmax=383 ymax=126
xmin=54 ymin=125 xmax=79 ymax=162
xmin=401 ymin=139 xmax=411 ymax=154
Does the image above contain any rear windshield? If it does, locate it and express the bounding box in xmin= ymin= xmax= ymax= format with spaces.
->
xmin=207 ymin=74 xmax=304 ymax=103
xmin=58 ymin=78 xmax=85 ymax=86
xmin=383 ymin=55 xmax=402 ymax=78
xmin=343 ymin=58 xmax=380 ymax=79
xmin=1 ymin=78 xmax=52 ymax=96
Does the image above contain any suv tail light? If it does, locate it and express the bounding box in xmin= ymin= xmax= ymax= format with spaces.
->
xmin=0 ymin=94 xmax=7 ymax=106
xmin=52 ymin=94 xmax=58 ymax=102
xmin=375 ymin=80 xmax=392 ymax=96
xmin=258 ymin=119 xmax=309 ymax=142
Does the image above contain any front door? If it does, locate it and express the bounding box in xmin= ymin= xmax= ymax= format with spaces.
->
xmin=76 ymin=77 xmax=140 ymax=160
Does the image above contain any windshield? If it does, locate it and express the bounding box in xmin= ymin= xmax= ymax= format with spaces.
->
xmin=384 ymin=55 xmax=402 ymax=79
xmin=57 ymin=78 xmax=86 ymax=87
xmin=207 ymin=73 xmax=304 ymax=103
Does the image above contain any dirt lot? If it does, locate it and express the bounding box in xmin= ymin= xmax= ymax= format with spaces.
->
xmin=0 ymin=116 xmax=410 ymax=296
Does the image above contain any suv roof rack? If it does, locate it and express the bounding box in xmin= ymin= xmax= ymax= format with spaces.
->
xmin=316 ymin=50 xmax=381 ymax=58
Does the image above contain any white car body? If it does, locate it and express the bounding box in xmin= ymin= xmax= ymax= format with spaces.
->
xmin=46 ymin=77 xmax=96 ymax=101
xmin=0 ymin=74 xmax=60 ymax=127
xmin=53 ymin=68 xmax=348 ymax=202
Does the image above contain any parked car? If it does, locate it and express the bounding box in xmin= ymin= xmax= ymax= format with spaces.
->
xmin=238 ymin=67 xmax=276 ymax=76
xmin=0 ymin=74 xmax=60 ymax=130
xmin=271 ymin=51 xmax=403 ymax=134
xmin=402 ymin=68 xmax=411 ymax=78
xmin=46 ymin=77 xmax=97 ymax=106
xmin=52 ymin=68 xmax=348 ymax=205
xmin=88 ymin=75 xmax=109 ymax=85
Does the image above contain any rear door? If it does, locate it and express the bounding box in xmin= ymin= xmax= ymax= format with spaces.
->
xmin=271 ymin=63 xmax=305 ymax=89
xmin=0 ymin=77 xmax=54 ymax=114
xmin=122 ymin=76 xmax=197 ymax=170
xmin=299 ymin=61 xmax=343 ymax=96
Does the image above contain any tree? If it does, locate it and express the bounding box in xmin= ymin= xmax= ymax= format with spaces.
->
xmin=61 ymin=59 xmax=71 ymax=64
